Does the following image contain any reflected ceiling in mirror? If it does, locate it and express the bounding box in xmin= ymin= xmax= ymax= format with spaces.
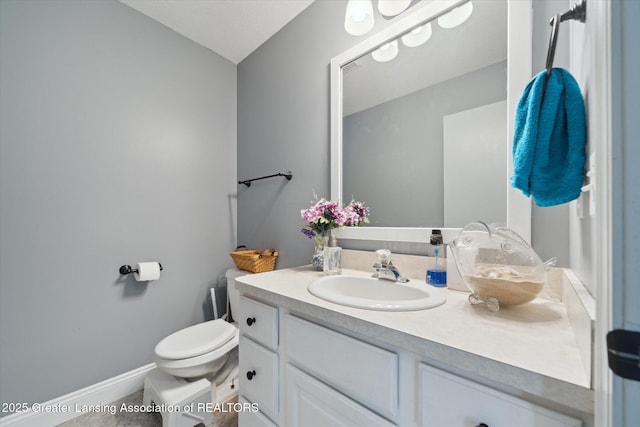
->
xmin=340 ymin=0 xmax=508 ymax=229
xmin=343 ymin=1 xmax=507 ymax=116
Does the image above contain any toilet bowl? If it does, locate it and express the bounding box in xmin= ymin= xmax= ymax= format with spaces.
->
xmin=154 ymin=318 xmax=239 ymax=378
xmin=142 ymin=268 xmax=247 ymax=427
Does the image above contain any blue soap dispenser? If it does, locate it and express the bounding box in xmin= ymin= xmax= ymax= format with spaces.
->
xmin=426 ymin=229 xmax=447 ymax=287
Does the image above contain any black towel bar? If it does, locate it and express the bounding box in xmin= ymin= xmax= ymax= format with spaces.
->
xmin=239 ymin=171 xmax=293 ymax=188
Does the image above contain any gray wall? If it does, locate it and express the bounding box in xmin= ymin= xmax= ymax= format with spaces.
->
xmin=237 ymin=0 xmax=399 ymax=268
xmin=343 ymin=61 xmax=506 ymax=227
xmin=0 ymin=0 xmax=236 ymax=408
xmin=238 ymin=0 xmax=570 ymax=268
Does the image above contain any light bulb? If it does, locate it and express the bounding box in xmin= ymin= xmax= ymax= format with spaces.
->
xmin=371 ymin=40 xmax=398 ymax=62
xmin=378 ymin=0 xmax=411 ymax=17
xmin=438 ymin=1 xmax=474 ymax=29
xmin=401 ymin=23 xmax=433 ymax=47
xmin=344 ymin=0 xmax=375 ymax=36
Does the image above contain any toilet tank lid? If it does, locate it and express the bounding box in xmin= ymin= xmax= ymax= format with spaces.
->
xmin=225 ymin=268 xmax=251 ymax=279
xmin=155 ymin=319 xmax=237 ymax=360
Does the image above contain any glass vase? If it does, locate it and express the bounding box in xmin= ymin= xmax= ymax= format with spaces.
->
xmin=311 ymin=235 xmax=329 ymax=271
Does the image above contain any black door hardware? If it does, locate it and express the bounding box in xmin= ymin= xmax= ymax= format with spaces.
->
xmin=607 ymin=329 xmax=640 ymax=381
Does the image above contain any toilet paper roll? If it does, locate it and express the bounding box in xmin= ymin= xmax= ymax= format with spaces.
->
xmin=134 ymin=262 xmax=161 ymax=281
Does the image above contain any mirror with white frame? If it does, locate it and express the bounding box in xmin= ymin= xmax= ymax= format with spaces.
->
xmin=331 ymin=0 xmax=532 ymax=244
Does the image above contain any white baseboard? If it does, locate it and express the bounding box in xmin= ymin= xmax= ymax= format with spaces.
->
xmin=0 ymin=363 xmax=156 ymax=427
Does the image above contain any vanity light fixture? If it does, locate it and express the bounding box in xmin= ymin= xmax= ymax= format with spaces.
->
xmin=344 ymin=0 xmax=375 ymax=36
xmin=377 ymin=0 xmax=411 ymax=17
xmin=371 ymin=39 xmax=399 ymax=62
xmin=345 ymin=0 xmax=421 ymax=36
xmin=401 ymin=22 xmax=432 ymax=47
xmin=437 ymin=1 xmax=473 ymax=29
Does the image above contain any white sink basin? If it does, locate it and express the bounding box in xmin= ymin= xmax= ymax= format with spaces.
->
xmin=307 ymin=275 xmax=446 ymax=311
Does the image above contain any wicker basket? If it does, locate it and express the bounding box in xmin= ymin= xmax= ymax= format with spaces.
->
xmin=230 ymin=246 xmax=278 ymax=273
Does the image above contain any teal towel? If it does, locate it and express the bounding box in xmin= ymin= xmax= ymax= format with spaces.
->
xmin=511 ymin=68 xmax=586 ymax=207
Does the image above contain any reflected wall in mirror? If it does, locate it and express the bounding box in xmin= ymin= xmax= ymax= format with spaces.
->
xmin=331 ymin=0 xmax=532 ymax=242
xmin=343 ymin=0 xmax=506 ymax=228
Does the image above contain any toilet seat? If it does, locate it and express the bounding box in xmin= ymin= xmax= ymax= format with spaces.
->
xmin=155 ymin=333 xmax=238 ymax=374
xmin=155 ymin=319 xmax=237 ymax=360
xmin=154 ymin=321 xmax=239 ymax=379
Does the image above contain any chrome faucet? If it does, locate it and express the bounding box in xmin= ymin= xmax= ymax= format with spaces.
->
xmin=372 ymin=249 xmax=409 ymax=283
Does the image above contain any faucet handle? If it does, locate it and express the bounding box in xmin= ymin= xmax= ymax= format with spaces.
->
xmin=375 ymin=249 xmax=392 ymax=265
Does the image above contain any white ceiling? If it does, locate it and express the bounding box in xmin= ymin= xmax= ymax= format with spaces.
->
xmin=120 ymin=0 xmax=316 ymax=64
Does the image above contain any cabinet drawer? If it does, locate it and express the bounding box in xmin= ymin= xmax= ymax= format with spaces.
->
xmin=284 ymin=314 xmax=398 ymax=420
xmin=285 ymin=364 xmax=396 ymax=427
xmin=419 ymin=363 xmax=581 ymax=427
xmin=239 ymin=295 xmax=278 ymax=350
xmin=239 ymin=336 xmax=279 ymax=420
xmin=238 ymin=396 xmax=277 ymax=427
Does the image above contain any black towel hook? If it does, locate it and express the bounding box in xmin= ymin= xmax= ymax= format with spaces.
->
xmin=545 ymin=0 xmax=587 ymax=81
xmin=545 ymin=13 xmax=561 ymax=79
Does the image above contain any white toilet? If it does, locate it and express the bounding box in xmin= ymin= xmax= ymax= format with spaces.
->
xmin=143 ymin=268 xmax=246 ymax=427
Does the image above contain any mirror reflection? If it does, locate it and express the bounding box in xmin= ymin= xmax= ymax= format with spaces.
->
xmin=341 ymin=0 xmax=508 ymax=228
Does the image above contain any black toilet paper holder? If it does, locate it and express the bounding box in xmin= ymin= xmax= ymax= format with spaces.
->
xmin=119 ymin=263 xmax=163 ymax=276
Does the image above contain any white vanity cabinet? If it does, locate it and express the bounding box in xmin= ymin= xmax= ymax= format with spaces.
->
xmin=237 ymin=291 xmax=585 ymax=427
xmin=238 ymin=298 xmax=399 ymax=427
xmin=238 ymin=296 xmax=279 ymax=425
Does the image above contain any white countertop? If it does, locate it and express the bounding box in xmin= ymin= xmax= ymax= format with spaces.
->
xmin=235 ymin=266 xmax=594 ymax=414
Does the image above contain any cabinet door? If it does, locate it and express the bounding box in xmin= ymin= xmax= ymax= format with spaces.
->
xmin=238 ymin=397 xmax=277 ymax=427
xmin=283 ymin=314 xmax=398 ymax=420
xmin=285 ymin=365 xmax=396 ymax=427
xmin=239 ymin=336 xmax=279 ymax=420
xmin=239 ymin=296 xmax=278 ymax=350
xmin=419 ymin=363 xmax=581 ymax=427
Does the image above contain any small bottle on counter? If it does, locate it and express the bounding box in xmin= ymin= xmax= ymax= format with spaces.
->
xmin=426 ymin=229 xmax=447 ymax=287
xmin=323 ymin=235 xmax=342 ymax=275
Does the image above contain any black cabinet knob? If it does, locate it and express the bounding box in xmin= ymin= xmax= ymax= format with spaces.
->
xmin=246 ymin=317 xmax=256 ymax=326
xmin=476 ymin=424 xmax=489 ymax=427
xmin=246 ymin=370 xmax=256 ymax=380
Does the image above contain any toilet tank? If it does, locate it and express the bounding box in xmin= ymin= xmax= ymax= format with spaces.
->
xmin=225 ymin=268 xmax=249 ymax=322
